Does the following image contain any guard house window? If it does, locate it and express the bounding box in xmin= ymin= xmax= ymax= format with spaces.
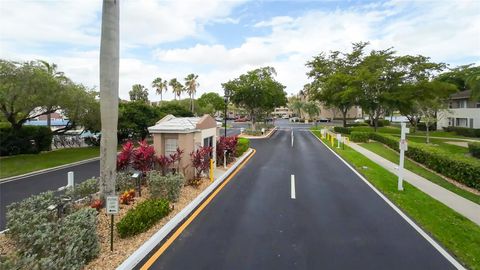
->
xmin=165 ymin=139 xmax=178 ymax=156
xmin=476 ymin=102 xmax=480 ymax=108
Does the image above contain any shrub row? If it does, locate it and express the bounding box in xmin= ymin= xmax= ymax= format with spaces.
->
xmin=443 ymin=126 xmax=480 ymax=138
xmin=116 ymin=199 xmax=171 ymax=238
xmin=334 ymin=126 xmax=400 ymax=135
xmin=147 ymin=171 xmax=185 ymax=202
xmin=468 ymin=142 xmax=480 ymax=159
xmin=350 ymin=132 xmax=370 ymax=143
xmin=416 ymin=122 xmax=437 ymax=131
xmin=365 ymin=119 xmax=390 ymax=127
xmin=334 ymin=126 xmax=351 ymax=134
xmin=236 ymin=138 xmax=250 ymax=157
xmin=5 ymin=192 xmax=99 ymax=269
xmin=66 ymin=177 xmax=99 ymax=200
xmin=369 ymin=133 xmax=480 ymax=190
xmin=0 ymin=126 xmax=53 ymax=156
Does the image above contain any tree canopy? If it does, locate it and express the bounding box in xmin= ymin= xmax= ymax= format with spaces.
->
xmin=129 ymin=84 xmax=149 ymax=102
xmin=197 ymin=92 xmax=224 ymax=116
xmin=222 ymin=66 xmax=287 ymax=129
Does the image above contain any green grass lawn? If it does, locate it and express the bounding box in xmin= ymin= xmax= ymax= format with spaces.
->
xmin=312 ymin=130 xmax=480 ymax=269
xmin=0 ymin=147 xmax=100 ymax=179
xmin=405 ymin=136 xmax=470 ymax=155
xmin=410 ymin=130 xmax=480 ymax=140
xmin=360 ymin=142 xmax=480 ymax=205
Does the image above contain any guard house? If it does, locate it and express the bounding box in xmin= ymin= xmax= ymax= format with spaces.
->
xmin=148 ymin=114 xmax=219 ymax=179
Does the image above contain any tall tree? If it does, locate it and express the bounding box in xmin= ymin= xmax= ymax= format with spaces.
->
xmin=288 ymin=96 xmax=304 ymax=118
xmin=222 ymin=67 xmax=287 ymax=130
xmin=197 ymin=92 xmax=224 ymax=116
xmin=99 ymin=0 xmax=119 ymax=198
xmin=39 ymin=60 xmax=68 ymax=128
xmin=152 ymin=77 xmax=167 ymax=101
xmin=129 ymin=84 xmax=149 ymax=102
xmin=169 ymin=78 xmax=183 ymax=100
xmin=185 ymin=73 xmax=199 ymax=113
xmin=303 ymin=101 xmax=320 ymax=121
xmin=307 ymin=42 xmax=367 ymax=127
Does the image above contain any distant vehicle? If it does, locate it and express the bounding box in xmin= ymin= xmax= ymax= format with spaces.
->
xmin=234 ymin=117 xmax=248 ymax=122
xmin=282 ymin=115 xmax=289 ymax=119
xmin=215 ymin=117 xmax=223 ymax=122
xmin=289 ymin=117 xmax=300 ymax=122
xmin=318 ymin=118 xmax=331 ymax=123
xmin=354 ymin=119 xmax=364 ymax=123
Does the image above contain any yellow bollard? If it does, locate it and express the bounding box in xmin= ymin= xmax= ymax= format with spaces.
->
xmin=331 ymin=137 xmax=334 ymax=147
xmin=209 ymin=159 xmax=214 ymax=183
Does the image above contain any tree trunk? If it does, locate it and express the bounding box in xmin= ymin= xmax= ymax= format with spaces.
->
xmin=426 ymin=122 xmax=430 ymax=144
xmin=341 ymin=108 xmax=348 ymax=127
xmin=99 ymin=0 xmax=119 ymax=199
xmin=47 ymin=113 xmax=51 ymax=129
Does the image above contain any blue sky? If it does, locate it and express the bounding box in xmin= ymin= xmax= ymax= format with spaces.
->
xmin=1 ymin=0 xmax=479 ymax=101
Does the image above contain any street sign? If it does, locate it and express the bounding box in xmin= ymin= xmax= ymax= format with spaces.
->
xmin=106 ymin=196 xmax=119 ymax=215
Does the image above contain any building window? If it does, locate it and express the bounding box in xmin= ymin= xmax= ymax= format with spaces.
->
xmin=448 ymin=117 xmax=453 ymax=126
xmin=448 ymin=102 xmax=453 ymax=109
xmin=165 ymin=139 xmax=178 ymax=155
xmin=457 ymin=100 xmax=467 ymax=108
xmin=476 ymin=103 xmax=480 ymax=108
xmin=456 ymin=118 xmax=468 ymax=127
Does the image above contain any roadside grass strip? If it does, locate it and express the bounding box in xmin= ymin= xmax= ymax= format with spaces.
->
xmin=0 ymin=147 xmax=100 ymax=179
xmin=312 ymin=130 xmax=480 ymax=270
xmin=360 ymin=142 xmax=480 ymax=205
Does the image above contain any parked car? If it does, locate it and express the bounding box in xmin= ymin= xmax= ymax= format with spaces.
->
xmin=318 ymin=118 xmax=331 ymax=122
xmin=353 ymin=119 xmax=364 ymax=123
xmin=282 ymin=115 xmax=289 ymax=119
xmin=289 ymin=117 xmax=300 ymax=122
xmin=234 ymin=117 xmax=248 ymax=122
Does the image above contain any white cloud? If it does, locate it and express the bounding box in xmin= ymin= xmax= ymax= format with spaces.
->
xmin=254 ymin=16 xmax=293 ymax=27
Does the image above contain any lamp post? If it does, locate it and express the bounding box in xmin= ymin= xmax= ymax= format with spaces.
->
xmin=223 ymin=89 xmax=230 ymax=138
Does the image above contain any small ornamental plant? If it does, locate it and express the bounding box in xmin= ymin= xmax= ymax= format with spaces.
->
xmin=190 ymin=146 xmax=213 ymax=186
xmin=120 ymin=189 xmax=135 ymax=205
xmin=90 ymin=199 xmax=103 ymax=211
xmin=132 ymin=140 xmax=156 ymax=173
xmin=117 ymin=141 xmax=134 ymax=171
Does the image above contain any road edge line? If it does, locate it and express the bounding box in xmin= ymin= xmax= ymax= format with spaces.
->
xmin=310 ymin=130 xmax=465 ymax=270
xmin=117 ymin=148 xmax=256 ymax=270
xmin=0 ymin=157 xmax=100 ymax=184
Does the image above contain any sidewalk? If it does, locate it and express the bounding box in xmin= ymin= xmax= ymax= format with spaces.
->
xmin=349 ymin=141 xmax=480 ymax=226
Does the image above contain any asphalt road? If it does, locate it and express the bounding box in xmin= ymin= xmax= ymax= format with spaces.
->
xmin=145 ymin=129 xmax=455 ymax=270
xmin=0 ymin=126 xmax=240 ymax=231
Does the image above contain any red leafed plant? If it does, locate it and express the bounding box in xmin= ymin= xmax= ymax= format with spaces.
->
xmin=169 ymin=147 xmax=184 ymax=174
xmin=90 ymin=199 xmax=103 ymax=211
xmin=117 ymin=141 xmax=134 ymax=171
xmin=156 ymin=155 xmax=172 ymax=176
xmin=216 ymin=136 xmax=238 ymax=164
xmin=120 ymin=189 xmax=135 ymax=205
xmin=189 ymin=146 xmax=213 ymax=185
xmin=132 ymin=140 xmax=156 ymax=173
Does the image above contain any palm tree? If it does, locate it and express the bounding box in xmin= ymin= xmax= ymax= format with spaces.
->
xmin=169 ymin=78 xmax=183 ymax=100
xmin=152 ymin=77 xmax=167 ymax=102
xmin=99 ymin=0 xmax=119 ymax=198
xmin=289 ymin=97 xmax=304 ymax=118
xmin=185 ymin=73 xmax=199 ymax=112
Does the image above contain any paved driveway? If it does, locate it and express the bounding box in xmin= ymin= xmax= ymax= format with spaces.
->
xmin=143 ymin=129 xmax=455 ymax=270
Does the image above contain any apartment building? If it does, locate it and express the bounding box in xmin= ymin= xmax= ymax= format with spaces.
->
xmin=437 ymin=90 xmax=480 ymax=129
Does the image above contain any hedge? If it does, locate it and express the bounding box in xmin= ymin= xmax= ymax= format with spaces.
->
xmin=0 ymin=126 xmax=53 ymax=156
xmin=116 ymin=199 xmax=171 ymax=238
xmin=236 ymin=138 xmax=250 ymax=157
xmin=333 ymin=126 xmax=351 ymax=134
xmin=468 ymin=142 xmax=480 ymax=159
xmin=350 ymin=132 xmax=370 ymax=143
xmin=443 ymin=127 xmax=480 ymax=138
xmin=369 ymin=133 xmax=480 ymax=190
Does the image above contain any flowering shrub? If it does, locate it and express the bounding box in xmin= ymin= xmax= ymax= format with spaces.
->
xmin=90 ymin=199 xmax=103 ymax=211
xmin=117 ymin=141 xmax=134 ymax=171
xmin=216 ymin=136 xmax=238 ymax=164
xmin=156 ymin=155 xmax=172 ymax=176
xmin=190 ymin=146 xmax=213 ymax=185
xmin=132 ymin=140 xmax=156 ymax=173
xmin=169 ymin=147 xmax=184 ymax=174
xmin=120 ymin=189 xmax=135 ymax=205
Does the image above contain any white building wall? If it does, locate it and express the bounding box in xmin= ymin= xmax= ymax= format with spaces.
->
xmin=437 ymin=108 xmax=480 ymax=129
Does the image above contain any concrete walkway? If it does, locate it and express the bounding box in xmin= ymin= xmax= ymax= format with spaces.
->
xmin=348 ymin=141 xmax=480 ymax=226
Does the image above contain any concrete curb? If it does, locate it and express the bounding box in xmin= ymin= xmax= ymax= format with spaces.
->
xmin=238 ymin=127 xmax=277 ymax=139
xmin=0 ymin=157 xmax=100 ymax=184
xmin=116 ymin=148 xmax=255 ymax=270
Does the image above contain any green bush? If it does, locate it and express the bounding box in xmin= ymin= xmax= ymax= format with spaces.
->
xmin=116 ymin=199 xmax=171 ymax=238
xmin=116 ymin=172 xmax=135 ymax=192
xmin=416 ymin=122 xmax=437 ymax=131
xmin=346 ymin=122 xmax=369 ymax=127
xmin=0 ymin=126 xmax=53 ymax=156
xmin=350 ymin=132 xmax=370 ymax=143
xmin=236 ymin=138 xmax=250 ymax=157
xmin=334 ymin=126 xmax=351 ymax=134
xmin=468 ymin=142 xmax=480 ymax=159
xmin=443 ymin=126 xmax=480 ymax=138
xmin=365 ymin=119 xmax=390 ymax=127
xmin=147 ymin=171 xmax=185 ymax=202
xmin=66 ymin=177 xmax=99 ymax=200
xmin=6 ymin=192 xmax=99 ymax=269
xmin=370 ymin=133 xmax=480 ymax=190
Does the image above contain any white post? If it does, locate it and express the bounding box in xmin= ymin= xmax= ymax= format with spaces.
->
xmin=223 ymin=150 xmax=227 ymax=169
xmin=398 ymin=122 xmax=409 ymax=191
xmin=68 ymin=171 xmax=74 ymax=188
xmin=336 ymin=134 xmax=341 ymax=148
